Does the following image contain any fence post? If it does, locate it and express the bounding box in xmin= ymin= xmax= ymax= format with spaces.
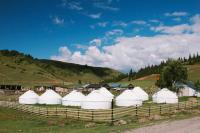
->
xmin=135 ymin=105 xmax=138 ymax=118
xmin=56 ymin=106 xmax=58 ymax=116
xmin=92 ymin=111 xmax=94 ymax=121
xmin=77 ymin=109 xmax=80 ymax=120
xmin=46 ymin=107 xmax=48 ymax=118
xmin=148 ymin=106 xmax=151 ymax=117
xmin=191 ymin=100 xmax=193 ymax=109
xmin=184 ymin=101 xmax=186 ymax=109
xmin=160 ymin=105 xmax=162 ymax=115
xmin=177 ymin=102 xmax=180 ymax=110
xmin=39 ymin=106 xmax=40 ymax=115
xmin=65 ymin=107 xmax=68 ymax=118
xmin=111 ymin=99 xmax=114 ymax=125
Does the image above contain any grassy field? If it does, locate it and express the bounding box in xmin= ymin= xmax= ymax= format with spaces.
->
xmin=0 ymin=105 xmax=200 ymax=133
xmin=187 ymin=64 xmax=200 ymax=82
xmin=117 ymin=79 xmax=158 ymax=95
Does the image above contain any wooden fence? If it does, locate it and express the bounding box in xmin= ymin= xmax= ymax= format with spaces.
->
xmin=0 ymin=100 xmax=199 ymax=123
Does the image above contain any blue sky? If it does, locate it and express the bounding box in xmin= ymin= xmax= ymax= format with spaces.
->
xmin=0 ymin=0 xmax=200 ymax=71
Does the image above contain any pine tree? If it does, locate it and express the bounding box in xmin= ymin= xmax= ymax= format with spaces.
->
xmin=128 ymin=69 xmax=133 ymax=81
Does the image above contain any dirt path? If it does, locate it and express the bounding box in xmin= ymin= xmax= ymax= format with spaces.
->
xmin=125 ymin=117 xmax=200 ymax=133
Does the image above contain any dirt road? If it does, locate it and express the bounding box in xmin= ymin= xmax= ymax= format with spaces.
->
xmin=125 ymin=117 xmax=200 ymax=133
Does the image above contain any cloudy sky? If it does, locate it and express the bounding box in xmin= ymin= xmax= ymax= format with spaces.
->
xmin=0 ymin=0 xmax=200 ymax=72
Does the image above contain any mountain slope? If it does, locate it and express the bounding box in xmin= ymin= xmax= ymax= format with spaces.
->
xmin=0 ymin=50 xmax=122 ymax=86
xmin=117 ymin=64 xmax=200 ymax=91
xmin=187 ymin=64 xmax=200 ymax=82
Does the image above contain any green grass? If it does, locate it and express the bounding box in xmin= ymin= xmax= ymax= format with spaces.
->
xmin=0 ymin=106 xmax=200 ymax=133
xmin=117 ymin=80 xmax=158 ymax=95
xmin=178 ymin=96 xmax=194 ymax=102
xmin=187 ymin=64 xmax=200 ymax=82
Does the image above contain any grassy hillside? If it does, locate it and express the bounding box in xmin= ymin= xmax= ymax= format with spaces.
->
xmin=187 ymin=64 xmax=200 ymax=82
xmin=118 ymin=64 xmax=200 ymax=94
xmin=0 ymin=50 xmax=122 ymax=87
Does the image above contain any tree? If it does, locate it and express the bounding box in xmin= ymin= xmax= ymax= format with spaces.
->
xmin=194 ymin=80 xmax=200 ymax=91
xmin=128 ymin=69 xmax=133 ymax=81
xmin=78 ymin=80 xmax=82 ymax=84
xmin=156 ymin=60 xmax=187 ymax=91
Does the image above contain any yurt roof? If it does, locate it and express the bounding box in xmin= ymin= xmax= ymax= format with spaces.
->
xmin=40 ymin=89 xmax=62 ymax=99
xmin=99 ymin=87 xmax=114 ymax=98
xmin=116 ymin=89 xmax=140 ymax=100
xmin=155 ymin=88 xmax=177 ymax=98
xmin=62 ymin=90 xmax=85 ymax=100
xmin=84 ymin=90 xmax=111 ymax=102
xmin=19 ymin=90 xmax=39 ymax=99
xmin=132 ymin=87 xmax=148 ymax=96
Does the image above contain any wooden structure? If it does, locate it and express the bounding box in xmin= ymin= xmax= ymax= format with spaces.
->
xmin=0 ymin=85 xmax=21 ymax=90
xmin=0 ymin=99 xmax=199 ymax=123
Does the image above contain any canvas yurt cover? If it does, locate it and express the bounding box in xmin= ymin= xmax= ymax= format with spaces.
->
xmin=116 ymin=89 xmax=142 ymax=107
xmin=153 ymin=88 xmax=178 ymax=104
xmin=196 ymin=92 xmax=200 ymax=97
xmin=62 ymin=90 xmax=85 ymax=106
xmin=180 ymin=85 xmax=196 ymax=96
xmin=39 ymin=89 xmax=62 ymax=105
xmin=98 ymin=87 xmax=114 ymax=100
xmin=132 ymin=87 xmax=149 ymax=101
xmin=19 ymin=90 xmax=39 ymax=104
xmin=81 ymin=90 xmax=112 ymax=109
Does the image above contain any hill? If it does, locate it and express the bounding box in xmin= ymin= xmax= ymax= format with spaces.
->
xmin=118 ymin=64 xmax=200 ymax=94
xmin=135 ymin=74 xmax=160 ymax=81
xmin=0 ymin=50 xmax=122 ymax=87
xmin=187 ymin=64 xmax=200 ymax=82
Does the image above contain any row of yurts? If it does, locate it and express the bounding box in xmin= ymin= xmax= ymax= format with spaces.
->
xmin=19 ymin=87 xmax=178 ymax=109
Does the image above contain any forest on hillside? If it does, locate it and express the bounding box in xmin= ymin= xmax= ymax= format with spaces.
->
xmin=127 ymin=53 xmax=200 ymax=81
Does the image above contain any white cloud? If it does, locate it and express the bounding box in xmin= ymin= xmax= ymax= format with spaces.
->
xmin=151 ymin=24 xmax=192 ymax=34
xmin=52 ymin=16 xmax=64 ymax=25
xmin=90 ymin=22 xmax=108 ymax=29
xmin=164 ymin=11 xmax=188 ymax=17
xmin=51 ymin=33 xmax=200 ymax=71
xmin=190 ymin=14 xmax=200 ymax=33
xmin=86 ymin=13 xmax=102 ymax=19
xmin=51 ymin=14 xmax=200 ymax=71
xmin=93 ymin=2 xmax=119 ymax=11
xmin=62 ymin=0 xmax=83 ymax=10
xmin=89 ymin=39 xmax=102 ymax=47
xmin=105 ymin=29 xmax=123 ymax=36
xmin=112 ymin=21 xmax=128 ymax=27
xmin=131 ymin=20 xmax=147 ymax=25
xmin=97 ymin=22 xmax=108 ymax=27
xmin=151 ymin=14 xmax=200 ymax=34
xmin=76 ymin=44 xmax=88 ymax=50
xmin=172 ymin=17 xmax=181 ymax=21
xmin=68 ymin=1 xmax=83 ymax=10
xmin=51 ymin=46 xmax=71 ymax=61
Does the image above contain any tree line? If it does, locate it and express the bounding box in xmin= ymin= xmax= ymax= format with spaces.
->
xmin=128 ymin=53 xmax=200 ymax=81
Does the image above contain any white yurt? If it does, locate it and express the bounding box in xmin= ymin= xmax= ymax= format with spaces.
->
xmin=62 ymin=90 xmax=85 ymax=106
xmin=81 ymin=90 xmax=112 ymax=109
xmin=132 ymin=87 xmax=149 ymax=101
xmin=196 ymin=92 xmax=200 ymax=97
xmin=152 ymin=88 xmax=178 ymax=104
xmin=115 ymin=89 xmax=142 ymax=107
xmin=179 ymin=85 xmax=196 ymax=97
xmin=39 ymin=89 xmax=62 ymax=105
xmin=98 ymin=87 xmax=114 ymax=100
xmin=19 ymin=90 xmax=39 ymax=104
